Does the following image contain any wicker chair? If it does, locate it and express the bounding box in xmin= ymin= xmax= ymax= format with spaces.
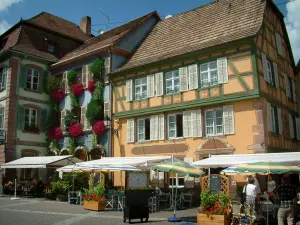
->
xmin=230 ymin=201 xmax=244 ymax=225
xmin=244 ymin=202 xmax=257 ymax=225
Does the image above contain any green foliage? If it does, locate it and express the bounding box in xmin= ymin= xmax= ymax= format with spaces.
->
xmin=69 ymin=92 xmax=79 ymax=108
xmin=64 ymin=110 xmax=73 ymax=132
xmin=51 ymin=180 xmax=71 ymax=194
xmin=200 ymin=190 xmax=230 ymax=215
xmin=90 ymin=58 xmax=104 ymax=80
xmin=67 ymin=70 xmax=77 ymax=86
xmin=94 ymin=183 xmax=105 ymax=196
xmin=62 ymin=173 xmax=89 ymax=190
xmin=69 ymin=136 xmax=76 ymax=155
xmin=200 ymin=190 xmax=218 ymax=208
xmin=93 ymin=81 xmax=104 ymax=101
xmin=47 ymin=75 xmax=61 ymax=94
xmin=86 ymin=99 xmax=103 ymax=125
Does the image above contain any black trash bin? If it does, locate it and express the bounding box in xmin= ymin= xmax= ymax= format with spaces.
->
xmin=123 ymin=190 xmax=152 ymax=223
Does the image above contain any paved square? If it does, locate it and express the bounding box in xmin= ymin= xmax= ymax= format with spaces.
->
xmin=0 ymin=197 xmax=197 ymax=225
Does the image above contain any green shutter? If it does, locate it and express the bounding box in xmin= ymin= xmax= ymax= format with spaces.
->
xmin=18 ymin=105 xmax=25 ymax=130
xmin=3 ymin=67 xmax=7 ymax=91
xmin=42 ymin=70 xmax=48 ymax=93
xmin=19 ymin=64 xmax=26 ymax=88
xmin=40 ymin=109 xmax=47 ymax=132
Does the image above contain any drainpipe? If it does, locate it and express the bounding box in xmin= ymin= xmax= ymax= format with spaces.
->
xmin=108 ymin=52 xmax=112 ymax=157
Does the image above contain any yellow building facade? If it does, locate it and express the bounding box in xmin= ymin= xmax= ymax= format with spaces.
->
xmin=109 ymin=0 xmax=299 ymax=187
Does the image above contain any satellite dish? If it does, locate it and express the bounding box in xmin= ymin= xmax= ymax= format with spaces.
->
xmin=165 ymin=15 xmax=172 ymax=19
xmin=98 ymin=29 xmax=104 ymax=34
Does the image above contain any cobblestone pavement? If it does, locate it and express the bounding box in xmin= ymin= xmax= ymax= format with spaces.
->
xmin=0 ymin=197 xmax=197 ymax=225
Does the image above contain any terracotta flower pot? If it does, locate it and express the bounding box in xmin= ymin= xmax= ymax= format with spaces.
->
xmin=83 ymin=200 xmax=105 ymax=211
xmin=197 ymin=213 xmax=230 ymax=225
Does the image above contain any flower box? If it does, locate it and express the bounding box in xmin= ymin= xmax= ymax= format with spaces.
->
xmin=83 ymin=200 xmax=105 ymax=211
xmin=197 ymin=213 xmax=230 ymax=225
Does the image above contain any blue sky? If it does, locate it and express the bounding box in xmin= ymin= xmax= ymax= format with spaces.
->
xmin=0 ymin=0 xmax=299 ymax=62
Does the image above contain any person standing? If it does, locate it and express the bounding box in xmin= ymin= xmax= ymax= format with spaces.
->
xmin=277 ymin=176 xmax=297 ymax=225
xmin=267 ymin=175 xmax=276 ymax=193
xmin=243 ymin=176 xmax=258 ymax=211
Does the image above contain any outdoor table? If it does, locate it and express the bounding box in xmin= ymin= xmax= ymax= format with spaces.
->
xmin=259 ymin=200 xmax=279 ymax=219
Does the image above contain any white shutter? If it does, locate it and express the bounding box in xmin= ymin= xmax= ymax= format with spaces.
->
xmin=150 ymin=115 xmax=159 ymax=141
xmin=81 ymin=107 xmax=89 ymax=130
xmin=158 ymin=114 xmax=165 ymax=140
xmin=104 ymin=101 xmax=110 ymax=119
xmin=191 ymin=110 xmax=202 ymax=137
xmin=275 ymin=32 xmax=283 ymax=56
xmin=188 ymin=64 xmax=198 ymax=90
xmin=147 ymin=74 xmax=155 ymax=98
xmin=86 ymin=64 xmax=93 ymax=84
xmin=105 ymin=57 xmax=111 ymax=75
xmin=183 ymin=111 xmax=191 ymax=138
xmin=82 ymin=66 xmax=87 ymax=88
xmin=126 ymin=79 xmax=133 ymax=101
xmin=63 ymin=72 xmax=68 ymax=93
xmin=296 ymin=118 xmax=300 ymax=140
xmin=262 ymin=53 xmax=269 ymax=83
xmin=217 ymin=57 xmax=228 ymax=84
xmin=284 ymin=73 xmax=291 ymax=98
xmin=277 ymin=107 xmax=282 ymax=135
xmin=127 ymin=119 xmax=135 ymax=143
xmin=60 ymin=110 xmax=65 ymax=131
xmin=155 ymin=72 xmax=163 ymax=96
xmin=289 ymin=114 xmax=294 ymax=139
xmin=158 ymin=172 xmax=164 ymax=188
xmin=223 ymin=105 xmax=235 ymax=135
xmin=179 ymin=67 xmax=188 ymax=92
xmin=267 ymin=103 xmax=273 ymax=132
xmin=273 ymin=62 xmax=279 ymax=88
xmin=292 ymin=80 xmax=296 ymax=102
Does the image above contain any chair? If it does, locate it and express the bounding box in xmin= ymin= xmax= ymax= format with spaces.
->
xmin=117 ymin=191 xmax=125 ymax=211
xmin=158 ymin=192 xmax=171 ymax=206
xmin=244 ymin=202 xmax=265 ymax=225
xmin=148 ymin=196 xmax=157 ymax=213
xmin=230 ymin=201 xmax=244 ymax=225
xmin=105 ymin=189 xmax=115 ymax=210
xmin=180 ymin=192 xmax=193 ymax=208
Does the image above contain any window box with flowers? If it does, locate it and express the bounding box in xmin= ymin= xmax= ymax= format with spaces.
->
xmin=83 ymin=183 xmax=105 ymax=211
xmin=197 ymin=190 xmax=230 ymax=225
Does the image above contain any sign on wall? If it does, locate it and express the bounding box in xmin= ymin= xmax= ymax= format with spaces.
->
xmin=126 ymin=172 xmax=149 ymax=189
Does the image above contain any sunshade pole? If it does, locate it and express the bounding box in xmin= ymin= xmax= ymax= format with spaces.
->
xmin=11 ymin=178 xmax=19 ymax=200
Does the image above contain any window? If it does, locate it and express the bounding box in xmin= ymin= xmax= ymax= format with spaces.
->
xmin=26 ymin=68 xmax=39 ymax=91
xmin=165 ymin=70 xmax=179 ymax=95
xmin=270 ymin=106 xmax=279 ymax=134
xmin=0 ymin=67 xmax=6 ymax=91
xmin=169 ymin=171 xmax=185 ymax=188
xmin=0 ymin=107 xmax=4 ymax=129
xmin=266 ymin=59 xmax=275 ymax=87
xmin=168 ymin=114 xmax=183 ymax=138
xmin=24 ymin=108 xmax=37 ymax=130
xmin=48 ymin=43 xmax=55 ymax=53
xmin=200 ymin=61 xmax=218 ymax=87
xmin=135 ymin=77 xmax=147 ymax=100
xmin=275 ymin=32 xmax=283 ymax=56
xmin=137 ymin=118 xmax=150 ymax=141
xmin=205 ymin=108 xmax=223 ymax=136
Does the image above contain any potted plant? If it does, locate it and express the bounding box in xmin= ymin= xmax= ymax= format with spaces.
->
xmin=83 ymin=183 xmax=105 ymax=211
xmin=197 ymin=190 xmax=230 ymax=225
xmin=51 ymin=180 xmax=71 ymax=202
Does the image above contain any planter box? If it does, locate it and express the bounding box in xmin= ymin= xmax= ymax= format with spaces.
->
xmin=83 ymin=200 xmax=105 ymax=211
xmin=197 ymin=213 xmax=230 ymax=225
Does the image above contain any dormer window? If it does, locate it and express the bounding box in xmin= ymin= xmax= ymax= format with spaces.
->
xmin=45 ymin=38 xmax=56 ymax=53
xmin=48 ymin=43 xmax=55 ymax=53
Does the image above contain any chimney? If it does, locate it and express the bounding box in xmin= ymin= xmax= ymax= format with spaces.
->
xmin=80 ymin=16 xmax=91 ymax=36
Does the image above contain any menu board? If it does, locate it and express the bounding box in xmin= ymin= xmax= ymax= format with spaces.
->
xmin=127 ymin=172 xmax=148 ymax=189
xmin=209 ymin=175 xmax=221 ymax=194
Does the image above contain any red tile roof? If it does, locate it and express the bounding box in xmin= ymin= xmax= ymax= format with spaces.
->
xmin=114 ymin=0 xmax=266 ymax=73
xmin=25 ymin=12 xmax=90 ymax=42
xmin=56 ymin=11 xmax=158 ymax=64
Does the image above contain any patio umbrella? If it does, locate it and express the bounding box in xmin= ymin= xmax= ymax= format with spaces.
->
xmin=152 ymin=161 xmax=204 ymax=222
xmin=234 ymin=161 xmax=300 ymax=175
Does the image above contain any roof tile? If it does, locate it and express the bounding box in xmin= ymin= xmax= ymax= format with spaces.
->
xmin=115 ymin=0 xmax=266 ymax=73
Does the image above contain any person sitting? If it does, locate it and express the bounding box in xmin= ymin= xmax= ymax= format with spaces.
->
xmin=243 ymin=176 xmax=258 ymax=212
xmin=276 ymin=176 xmax=297 ymax=225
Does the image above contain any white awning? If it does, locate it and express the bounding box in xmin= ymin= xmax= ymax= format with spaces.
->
xmin=192 ymin=152 xmax=300 ymax=168
xmin=1 ymin=155 xmax=81 ymax=169
xmin=77 ymin=156 xmax=172 ymax=167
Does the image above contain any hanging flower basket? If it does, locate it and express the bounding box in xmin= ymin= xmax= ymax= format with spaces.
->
xmin=92 ymin=120 xmax=106 ymax=136
xmin=48 ymin=127 xmax=63 ymax=140
xmin=71 ymin=83 xmax=84 ymax=96
xmin=87 ymin=81 xmax=96 ymax=93
xmin=69 ymin=123 xmax=83 ymax=137
xmin=51 ymin=89 xmax=65 ymax=102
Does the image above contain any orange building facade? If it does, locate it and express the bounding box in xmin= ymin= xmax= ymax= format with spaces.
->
xmin=109 ymin=0 xmax=299 ymax=187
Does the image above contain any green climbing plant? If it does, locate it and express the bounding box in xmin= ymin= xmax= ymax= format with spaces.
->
xmin=89 ymin=58 xmax=105 ymax=80
xmin=86 ymin=99 xmax=103 ymax=125
xmin=67 ymin=70 xmax=77 ymax=86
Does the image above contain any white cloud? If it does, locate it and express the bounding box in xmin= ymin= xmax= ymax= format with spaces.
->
xmin=0 ymin=0 xmax=22 ymax=11
xmin=0 ymin=20 xmax=10 ymax=35
xmin=285 ymin=0 xmax=300 ymax=63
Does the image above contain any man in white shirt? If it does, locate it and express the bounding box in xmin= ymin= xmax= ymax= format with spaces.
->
xmin=243 ymin=176 xmax=258 ymax=210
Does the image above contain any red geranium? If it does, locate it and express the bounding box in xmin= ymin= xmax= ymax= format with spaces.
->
xmin=87 ymin=81 xmax=96 ymax=93
xmin=69 ymin=123 xmax=83 ymax=137
xmin=51 ymin=89 xmax=64 ymax=102
xmin=48 ymin=127 xmax=63 ymax=140
xmin=205 ymin=211 xmax=210 ymax=215
xmin=71 ymin=83 xmax=84 ymax=96
xmin=92 ymin=120 xmax=106 ymax=136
